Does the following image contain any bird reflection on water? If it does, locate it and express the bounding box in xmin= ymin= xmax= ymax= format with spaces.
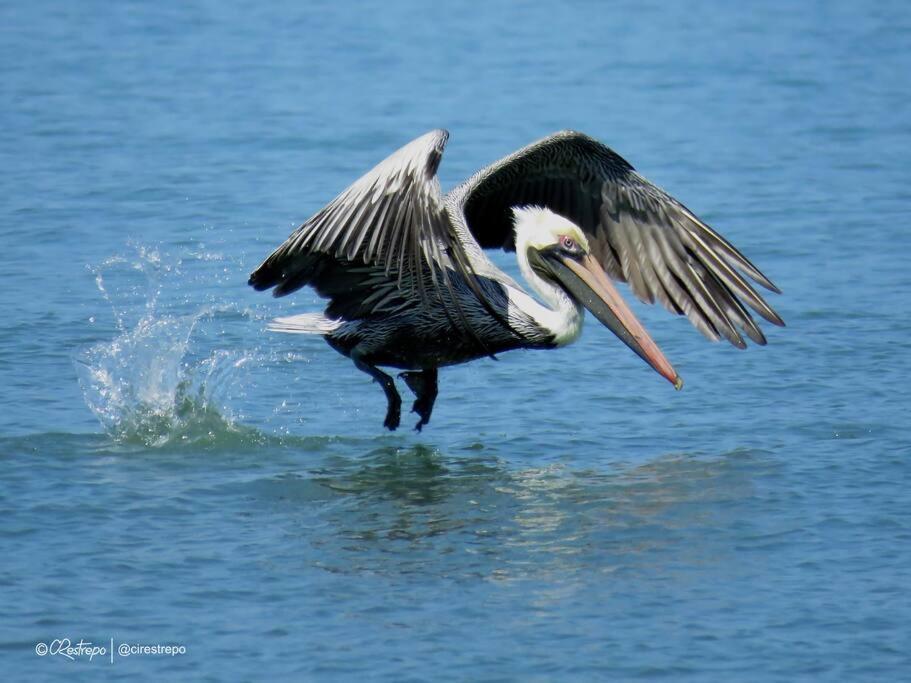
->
xmin=255 ymin=444 xmax=772 ymax=581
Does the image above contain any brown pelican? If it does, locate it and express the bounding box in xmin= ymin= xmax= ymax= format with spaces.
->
xmin=249 ymin=130 xmax=783 ymax=430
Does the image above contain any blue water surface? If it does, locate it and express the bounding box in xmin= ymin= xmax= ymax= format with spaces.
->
xmin=2 ymin=1 xmax=910 ymax=680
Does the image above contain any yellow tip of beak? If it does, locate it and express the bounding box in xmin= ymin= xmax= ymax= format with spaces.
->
xmin=674 ymin=376 xmax=684 ymax=391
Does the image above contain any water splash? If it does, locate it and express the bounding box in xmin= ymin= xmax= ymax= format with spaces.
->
xmin=75 ymin=244 xmax=261 ymax=448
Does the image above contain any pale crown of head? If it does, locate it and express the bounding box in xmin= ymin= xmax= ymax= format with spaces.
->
xmin=511 ymin=206 xmax=590 ymax=253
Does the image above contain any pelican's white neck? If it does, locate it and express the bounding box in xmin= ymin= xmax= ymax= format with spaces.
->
xmin=510 ymin=207 xmax=585 ymax=347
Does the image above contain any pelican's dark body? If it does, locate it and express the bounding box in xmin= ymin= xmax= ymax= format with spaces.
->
xmin=320 ymin=271 xmax=553 ymax=370
xmin=324 ymin=317 xmax=530 ymax=370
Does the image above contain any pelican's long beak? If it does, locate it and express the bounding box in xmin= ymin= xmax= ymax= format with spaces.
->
xmin=547 ymin=253 xmax=683 ymax=390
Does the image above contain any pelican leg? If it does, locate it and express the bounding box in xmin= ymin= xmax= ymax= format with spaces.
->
xmin=400 ymin=368 xmax=438 ymax=432
xmin=351 ymin=351 xmax=401 ymax=430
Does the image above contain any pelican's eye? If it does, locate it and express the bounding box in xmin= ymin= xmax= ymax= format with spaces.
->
xmin=560 ymin=235 xmax=576 ymax=251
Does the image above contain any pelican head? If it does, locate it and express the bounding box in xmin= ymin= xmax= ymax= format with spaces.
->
xmin=513 ymin=206 xmax=683 ymax=389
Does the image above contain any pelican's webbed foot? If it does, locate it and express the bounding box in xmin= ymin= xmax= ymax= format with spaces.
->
xmin=352 ymin=351 xmax=401 ymax=431
xmin=400 ymin=368 xmax=438 ymax=432
xmin=383 ymin=398 xmax=401 ymax=431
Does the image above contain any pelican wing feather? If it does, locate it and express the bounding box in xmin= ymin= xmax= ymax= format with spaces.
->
xmin=249 ymin=130 xmax=508 ymax=347
xmin=453 ymin=130 xmax=784 ymax=347
xmin=250 ymin=130 xmax=453 ymax=297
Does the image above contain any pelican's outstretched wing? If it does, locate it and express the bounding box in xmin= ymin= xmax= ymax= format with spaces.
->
xmin=450 ymin=131 xmax=784 ymax=347
xmin=249 ymin=130 xmax=506 ymax=346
